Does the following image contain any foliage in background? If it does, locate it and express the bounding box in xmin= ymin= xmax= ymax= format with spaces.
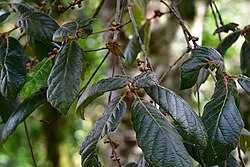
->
xmin=0 ymin=0 xmax=250 ymax=167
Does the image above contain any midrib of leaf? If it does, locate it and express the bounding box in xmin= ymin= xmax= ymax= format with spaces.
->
xmin=136 ymin=98 xmax=184 ymax=160
xmin=210 ymin=82 xmax=229 ymax=142
xmin=62 ymin=43 xmax=71 ymax=99
xmin=24 ymin=58 xmax=50 ymax=89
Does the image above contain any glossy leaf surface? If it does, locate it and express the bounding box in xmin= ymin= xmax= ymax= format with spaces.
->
xmin=216 ymin=31 xmax=241 ymax=57
xmin=180 ymin=46 xmax=223 ymax=90
xmin=1 ymin=88 xmax=47 ymax=143
xmin=11 ymin=2 xmax=37 ymax=15
xmin=47 ymin=41 xmax=82 ymax=115
xmin=0 ymin=94 xmax=16 ymax=123
xmin=240 ymin=41 xmax=250 ymax=76
xmin=0 ymin=37 xmax=26 ymax=100
xmin=133 ymin=72 xmax=158 ymax=88
xmin=132 ymin=99 xmax=193 ymax=167
xmin=124 ymin=22 xmax=150 ymax=66
xmin=53 ymin=18 xmax=93 ymax=42
xmin=238 ymin=75 xmax=250 ymax=95
xmin=80 ymin=96 xmax=126 ymax=167
xmin=201 ymin=80 xmax=244 ymax=166
xmin=144 ymin=85 xmax=207 ymax=149
xmin=76 ymin=76 xmax=128 ymax=119
xmin=20 ymin=58 xmax=52 ymax=99
xmin=17 ymin=12 xmax=59 ymax=41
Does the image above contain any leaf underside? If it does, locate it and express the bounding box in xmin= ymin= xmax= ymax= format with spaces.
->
xmin=80 ymin=96 xmax=127 ymax=167
xmin=201 ymin=79 xmax=244 ymax=166
xmin=240 ymin=41 xmax=250 ymax=76
xmin=131 ymin=99 xmax=193 ymax=167
xmin=47 ymin=40 xmax=82 ymax=115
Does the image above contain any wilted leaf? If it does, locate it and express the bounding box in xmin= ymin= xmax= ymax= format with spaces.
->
xmin=105 ymin=40 xmax=124 ymax=58
xmin=20 ymin=58 xmax=52 ymax=99
xmin=216 ymin=31 xmax=241 ymax=57
xmin=53 ymin=18 xmax=93 ymax=42
xmin=0 ymin=11 xmax=10 ymax=23
xmin=201 ymin=80 xmax=244 ymax=166
xmin=133 ymin=72 xmax=158 ymax=88
xmin=80 ymin=96 xmax=126 ymax=167
xmin=47 ymin=41 xmax=82 ymax=115
xmin=0 ymin=94 xmax=17 ymax=123
xmin=180 ymin=46 xmax=223 ymax=90
xmin=17 ymin=12 xmax=59 ymax=41
xmin=144 ymin=85 xmax=207 ymax=150
xmin=76 ymin=76 xmax=128 ymax=119
xmin=0 ymin=37 xmax=26 ymax=100
xmin=213 ymin=23 xmax=239 ymax=35
xmin=132 ymin=99 xmax=193 ymax=167
xmin=1 ymin=88 xmax=47 ymax=143
xmin=240 ymin=41 xmax=250 ymax=76
xmin=238 ymin=75 xmax=250 ymax=95
xmin=124 ymin=21 xmax=150 ymax=66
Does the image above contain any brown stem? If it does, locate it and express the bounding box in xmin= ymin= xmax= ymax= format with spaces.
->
xmin=84 ymin=47 xmax=107 ymax=52
xmin=212 ymin=0 xmax=224 ymax=26
xmin=40 ymin=113 xmax=62 ymax=126
xmin=24 ymin=121 xmax=37 ymax=167
xmin=209 ymin=0 xmax=221 ymax=41
xmin=91 ymin=0 xmax=105 ymax=21
xmin=160 ymin=0 xmax=199 ymax=48
xmin=159 ymin=49 xmax=190 ymax=83
xmin=105 ymin=136 xmax=122 ymax=167
xmin=237 ymin=145 xmax=246 ymax=167
xmin=127 ymin=0 xmax=153 ymax=71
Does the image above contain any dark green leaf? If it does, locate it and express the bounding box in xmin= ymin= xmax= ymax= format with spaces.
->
xmin=218 ymin=154 xmax=240 ymax=167
xmin=138 ymin=156 xmax=150 ymax=167
xmin=213 ymin=23 xmax=239 ymax=34
xmin=53 ymin=18 xmax=93 ymax=42
xmin=0 ymin=37 xmax=26 ymax=100
xmin=238 ymin=75 xmax=250 ymax=95
xmin=133 ymin=72 xmax=158 ymax=88
xmin=131 ymin=99 xmax=193 ymax=167
xmin=0 ymin=94 xmax=17 ymax=123
xmin=27 ymin=36 xmax=60 ymax=60
xmin=17 ymin=12 xmax=59 ymax=41
xmin=180 ymin=46 xmax=223 ymax=90
xmin=216 ymin=31 xmax=241 ymax=57
xmin=47 ymin=41 xmax=82 ymax=115
xmin=144 ymin=85 xmax=207 ymax=150
xmin=184 ymin=143 xmax=205 ymax=166
xmin=124 ymin=21 xmax=150 ymax=66
xmin=240 ymin=41 xmax=250 ymax=76
xmin=80 ymin=96 xmax=126 ymax=167
xmin=11 ymin=2 xmax=36 ymax=15
xmin=201 ymin=80 xmax=244 ymax=166
xmin=20 ymin=58 xmax=52 ymax=99
xmin=0 ymin=11 xmax=10 ymax=23
xmin=76 ymin=76 xmax=128 ymax=119
xmin=1 ymin=88 xmax=47 ymax=143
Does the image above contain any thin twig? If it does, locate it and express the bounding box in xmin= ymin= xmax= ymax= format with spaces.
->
xmin=160 ymin=0 xmax=199 ymax=49
xmin=196 ymin=86 xmax=201 ymax=117
xmin=91 ymin=0 xmax=105 ymax=21
xmin=207 ymin=68 xmax=217 ymax=82
xmin=209 ymin=0 xmax=221 ymax=41
xmin=24 ymin=121 xmax=37 ymax=167
xmin=127 ymin=0 xmax=153 ymax=70
xmin=212 ymin=0 xmax=224 ymax=26
xmin=40 ymin=113 xmax=62 ymax=126
xmin=84 ymin=47 xmax=107 ymax=52
xmin=159 ymin=49 xmax=190 ymax=83
xmin=237 ymin=145 xmax=246 ymax=167
xmin=105 ymin=136 xmax=122 ymax=167
xmin=48 ymin=0 xmax=58 ymax=15
xmin=78 ymin=51 xmax=110 ymax=97
xmin=108 ymin=56 xmax=116 ymax=104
